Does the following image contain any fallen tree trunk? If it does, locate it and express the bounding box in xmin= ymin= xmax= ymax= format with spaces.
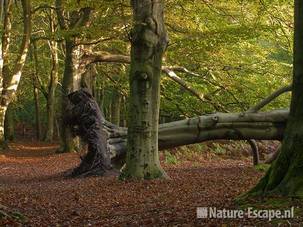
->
xmin=106 ymin=109 xmax=288 ymax=161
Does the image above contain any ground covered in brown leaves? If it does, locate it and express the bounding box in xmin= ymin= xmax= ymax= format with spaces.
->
xmin=0 ymin=142 xmax=301 ymax=226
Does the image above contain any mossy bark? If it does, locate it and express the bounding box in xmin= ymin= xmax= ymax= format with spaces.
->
xmin=120 ymin=0 xmax=168 ymax=180
xmin=244 ymin=0 xmax=303 ymax=199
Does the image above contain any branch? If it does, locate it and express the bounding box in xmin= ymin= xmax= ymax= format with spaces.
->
xmin=245 ymin=84 xmax=291 ymax=164
xmin=162 ymin=68 xmax=206 ymax=102
xmin=161 ymin=68 xmax=226 ymax=111
xmin=31 ymin=35 xmax=64 ymax=43
xmin=247 ymin=85 xmax=292 ymax=113
xmin=32 ymin=40 xmax=48 ymax=99
xmin=240 ymin=84 xmax=292 ymax=164
xmin=82 ymin=51 xmax=131 ymax=64
xmin=70 ymin=7 xmax=92 ymax=29
xmin=244 ymin=85 xmax=292 ymax=164
xmin=247 ymin=139 xmax=259 ymax=165
xmin=32 ymin=4 xmax=57 ymax=14
xmin=74 ymin=37 xmax=116 ymax=46
xmin=83 ymin=51 xmax=227 ymax=111
xmin=55 ymin=0 xmax=68 ymax=30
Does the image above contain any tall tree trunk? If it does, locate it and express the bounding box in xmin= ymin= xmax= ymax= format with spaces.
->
xmin=110 ymin=90 xmax=121 ymax=126
xmin=120 ymin=95 xmax=127 ymax=127
xmin=4 ymin=104 xmax=14 ymax=141
xmin=31 ymin=41 xmax=42 ymax=141
xmin=244 ymin=0 xmax=303 ymax=198
xmin=0 ymin=106 xmax=7 ymax=146
xmin=60 ymin=41 xmax=78 ymax=152
xmin=81 ymin=64 xmax=96 ymax=92
xmin=59 ymin=39 xmax=86 ymax=152
xmin=0 ymin=0 xmax=12 ymax=146
xmin=120 ymin=0 xmax=168 ymax=179
xmin=0 ymin=0 xmax=31 ymax=147
xmin=55 ymin=2 xmax=92 ymax=152
xmin=45 ymin=11 xmax=59 ymax=142
xmin=33 ymin=81 xmax=42 ymax=140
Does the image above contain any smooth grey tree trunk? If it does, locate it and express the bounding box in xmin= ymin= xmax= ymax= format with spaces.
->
xmin=120 ymin=0 xmax=169 ymax=179
xmin=106 ymin=109 xmax=287 ymax=161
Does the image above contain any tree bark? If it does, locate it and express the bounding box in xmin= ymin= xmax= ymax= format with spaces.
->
xmin=0 ymin=106 xmax=7 ymax=146
xmin=0 ymin=0 xmax=31 ymax=147
xmin=110 ymin=89 xmax=121 ymax=126
xmin=244 ymin=0 xmax=303 ymax=198
xmin=120 ymin=0 xmax=169 ymax=180
xmin=32 ymin=41 xmax=42 ymax=140
xmin=45 ymin=11 xmax=59 ymax=142
xmin=4 ymin=104 xmax=14 ymax=141
xmin=33 ymin=81 xmax=42 ymax=140
xmin=107 ymin=110 xmax=287 ymax=160
xmin=59 ymin=40 xmax=79 ymax=152
xmin=64 ymin=89 xmax=114 ymax=177
xmin=55 ymin=2 xmax=93 ymax=152
xmin=0 ymin=0 xmax=12 ymax=146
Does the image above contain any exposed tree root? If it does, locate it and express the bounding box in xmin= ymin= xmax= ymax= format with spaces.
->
xmin=64 ymin=89 xmax=114 ymax=177
xmin=247 ymin=139 xmax=259 ymax=165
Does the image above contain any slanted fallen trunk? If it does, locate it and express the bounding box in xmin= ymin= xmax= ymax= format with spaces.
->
xmin=64 ymin=92 xmax=288 ymax=173
xmin=106 ymin=109 xmax=288 ymax=163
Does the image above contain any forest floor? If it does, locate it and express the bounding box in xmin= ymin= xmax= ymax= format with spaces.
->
xmin=0 ymin=141 xmax=302 ymax=226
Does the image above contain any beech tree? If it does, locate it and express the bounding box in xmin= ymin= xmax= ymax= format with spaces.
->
xmin=55 ymin=0 xmax=94 ymax=152
xmin=243 ymin=0 xmax=303 ymax=198
xmin=44 ymin=10 xmax=59 ymax=142
xmin=119 ymin=0 xmax=169 ymax=179
xmin=0 ymin=0 xmax=31 ymax=147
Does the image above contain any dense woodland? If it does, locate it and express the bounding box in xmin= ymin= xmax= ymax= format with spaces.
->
xmin=1 ymin=0 xmax=303 ymax=226
xmin=1 ymin=0 xmax=293 ymax=142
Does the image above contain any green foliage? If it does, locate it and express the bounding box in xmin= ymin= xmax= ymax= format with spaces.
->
xmin=255 ymin=163 xmax=271 ymax=172
xmin=213 ymin=143 xmax=227 ymax=155
xmin=0 ymin=205 xmax=26 ymax=224
xmin=3 ymin=0 xmax=294 ymax=134
xmin=164 ymin=151 xmax=179 ymax=165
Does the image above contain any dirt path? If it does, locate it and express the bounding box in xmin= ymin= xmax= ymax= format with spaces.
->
xmin=0 ymin=142 xmax=294 ymax=226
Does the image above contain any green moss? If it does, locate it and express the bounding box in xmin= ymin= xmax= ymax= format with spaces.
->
xmin=255 ymin=163 xmax=271 ymax=172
